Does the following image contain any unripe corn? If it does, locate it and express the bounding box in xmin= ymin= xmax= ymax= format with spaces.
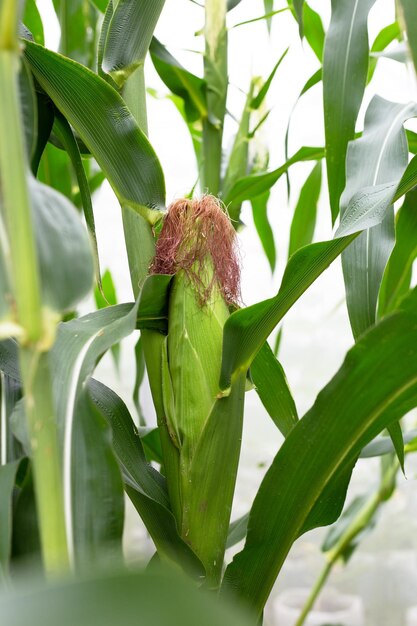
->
xmin=148 ymin=196 xmax=242 ymax=581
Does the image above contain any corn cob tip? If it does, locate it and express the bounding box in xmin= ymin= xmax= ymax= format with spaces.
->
xmin=150 ymin=195 xmax=240 ymax=307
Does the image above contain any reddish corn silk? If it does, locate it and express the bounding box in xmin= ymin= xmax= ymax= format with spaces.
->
xmin=150 ymin=195 xmax=241 ymax=307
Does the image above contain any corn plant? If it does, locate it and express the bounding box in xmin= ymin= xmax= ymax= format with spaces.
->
xmin=1 ymin=0 xmax=417 ymax=625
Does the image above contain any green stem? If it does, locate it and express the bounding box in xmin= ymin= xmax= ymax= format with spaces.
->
xmin=0 ymin=6 xmax=69 ymax=574
xmin=203 ymin=0 xmax=227 ymax=195
xmin=19 ymin=349 xmax=69 ymax=574
xmin=295 ymin=458 xmax=399 ymax=626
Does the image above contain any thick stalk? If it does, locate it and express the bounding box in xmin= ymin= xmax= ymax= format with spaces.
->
xmin=295 ymin=458 xmax=399 ymax=626
xmin=0 ymin=4 xmax=68 ymax=573
xmin=203 ymin=0 xmax=227 ymax=195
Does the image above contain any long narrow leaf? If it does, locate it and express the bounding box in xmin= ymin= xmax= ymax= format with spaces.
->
xmin=23 ymin=40 xmax=166 ymax=215
xmin=223 ymin=289 xmax=417 ymax=616
xmin=399 ymin=0 xmax=417 ymax=74
xmin=323 ymin=0 xmax=376 ymax=222
xmin=288 ymin=161 xmax=321 ymax=257
xmin=338 ymin=96 xmax=417 ymax=339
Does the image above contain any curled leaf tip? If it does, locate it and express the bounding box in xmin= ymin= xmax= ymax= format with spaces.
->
xmin=150 ymin=195 xmax=241 ymax=306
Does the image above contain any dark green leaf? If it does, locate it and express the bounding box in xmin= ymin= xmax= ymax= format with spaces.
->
xmin=101 ymin=0 xmax=165 ymax=87
xmin=323 ymin=0 xmax=376 ymax=222
xmin=18 ymin=59 xmax=37 ymax=162
xmin=250 ymin=342 xmax=298 ymax=437
xmin=288 ymin=161 xmax=321 ymax=257
xmin=223 ymin=289 xmax=417 ymax=616
xmin=24 ymin=40 xmax=166 ymax=214
xmin=387 ymin=421 xmax=404 ymax=472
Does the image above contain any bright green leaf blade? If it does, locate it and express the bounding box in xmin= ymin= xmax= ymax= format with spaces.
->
xmin=31 ymin=176 xmax=94 ymax=312
xmin=323 ymin=0 xmax=376 ymax=222
xmin=90 ymin=0 xmax=107 ymax=11
xmin=367 ymin=22 xmax=400 ymax=83
xmin=288 ymin=161 xmax=321 ymax=257
xmin=250 ymin=48 xmax=288 ymax=110
xmin=150 ymin=38 xmax=207 ymax=123
xmin=251 ymin=342 xmax=298 ymax=437
xmin=379 ymin=187 xmax=417 ymax=315
xmin=223 ymin=290 xmax=417 ymax=616
xmin=338 ymin=96 xmax=416 ymax=339
xmin=399 ymin=0 xmax=417 ymax=74
xmin=264 ymin=0 xmax=273 ymax=33
xmin=94 ymin=269 xmax=119 ymax=368
xmin=23 ymin=0 xmax=44 ymax=45
xmin=303 ymin=2 xmax=325 ymax=61
xmin=23 ymin=40 xmax=166 ymax=212
xmin=102 ymin=0 xmax=165 ymax=86
xmin=0 ymin=460 xmax=20 ymax=579
xmin=224 ymin=146 xmax=324 ymax=205
xmin=250 ymin=191 xmax=276 ymax=272
xmin=88 ymin=378 xmax=203 ymax=575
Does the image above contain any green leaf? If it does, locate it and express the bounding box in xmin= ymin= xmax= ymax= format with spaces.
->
xmin=18 ymin=59 xmax=37 ymax=162
xmin=23 ymin=0 xmax=44 ymax=45
xmin=47 ymin=303 xmax=140 ymax=567
xmin=323 ymin=0 xmax=376 ymax=223
xmin=379 ymin=188 xmax=417 ymax=315
xmin=219 ymin=236 xmax=354 ymax=391
xmin=133 ymin=336 xmax=146 ymax=425
xmin=250 ymin=48 xmax=288 ymax=111
xmin=94 ymin=269 xmax=120 ymax=370
xmin=288 ymin=161 xmax=321 ymax=257
xmin=250 ymin=191 xmax=276 ymax=272
xmin=227 ymin=512 xmax=249 ymax=548
xmin=337 ymin=97 xmax=416 ymax=339
xmin=88 ymin=378 xmax=203 ymax=575
xmin=101 ymin=0 xmax=165 ymax=87
xmin=387 ymin=421 xmax=405 ymax=472
xmin=37 ymin=140 xmax=73 ymax=200
xmin=223 ymin=289 xmax=417 ymax=616
xmin=23 ymin=40 xmax=166 ymax=215
xmin=361 ymin=429 xmax=417 ymax=458
xmin=150 ymin=38 xmax=207 ymax=123
xmin=264 ymin=0 xmax=273 ymax=33
xmin=284 ymin=68 xmax=321 ymax=195
xmin=31 ymin=176 xmax=94 ymax=312
xmin=52 ymin=0 xmax=98 ymax=69
xmin=53 ymin=111 xmax=101 ymax=290
xmin=250 ymin=342 xmax=298 ymax=437
xmin=367 ymin=22 xmax=400 ymax=83
xmin=0 ymin=567 xmax=253 ymax=626
xmin=0 ymin=460 xmax=20 ymax=580
xmin=303 ymin=2 xmax=325 ymax=61
xmin=399 ymin=0 xmax=417 ymax=74
xmin=223 ymin=146 xmax=325 ymax=205
xmin=89 ymin=0 xmax=107 ymax=11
